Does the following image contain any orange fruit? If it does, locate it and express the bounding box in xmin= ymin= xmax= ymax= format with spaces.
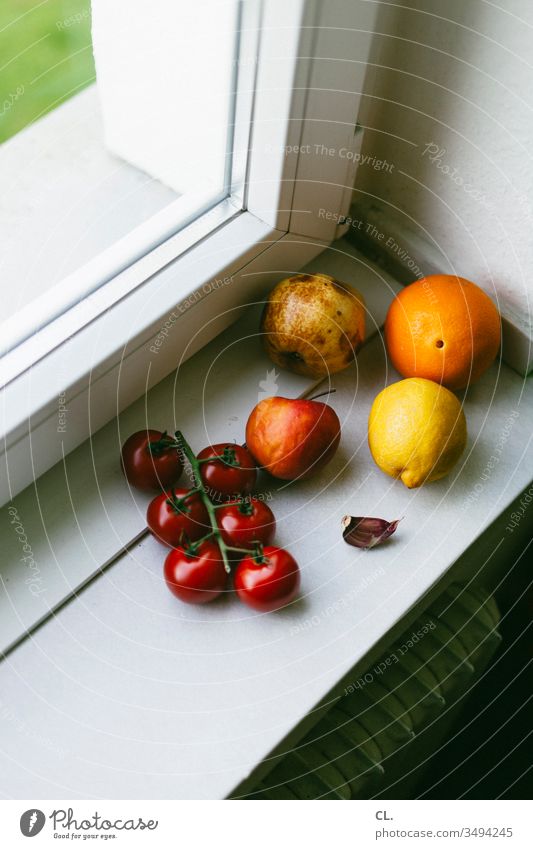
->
xmin=384 ymin=275 xmax=501 ymax=390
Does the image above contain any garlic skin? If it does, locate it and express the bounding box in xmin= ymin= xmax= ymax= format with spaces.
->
xmin=342 ymin=516 xmax=401 ymax=549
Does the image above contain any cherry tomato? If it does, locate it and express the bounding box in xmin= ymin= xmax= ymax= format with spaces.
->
xmin=121 ymin=429 xmax=182 ymax=491
xmin=147 ymin=488 xmax=210 ymax=548
xmin=217 ymin=498 xmax=276 ymax=549
xmin=234 ymin=546 xmax=300 ymax=612
xmin=164 ymin=541 xmax=227 ymax=604
xmin=197 ymin=443 xmax=257 ymax=501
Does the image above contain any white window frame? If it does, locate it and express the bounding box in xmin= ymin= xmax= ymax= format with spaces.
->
xmin=0 ymin=0 xmax=377 ymax=506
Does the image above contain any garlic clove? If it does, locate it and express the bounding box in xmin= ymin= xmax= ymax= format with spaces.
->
xmin=342 ymin=515 xmax=401 ymax=549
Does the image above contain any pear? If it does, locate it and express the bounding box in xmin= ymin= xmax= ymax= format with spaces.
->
xmin=246 ymin=396 xmax=341 ymax=480
xmin=261 ymin=273 xmax=365 ymax=378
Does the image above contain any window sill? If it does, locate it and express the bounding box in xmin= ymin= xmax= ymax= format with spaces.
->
xmin=1 ymin=237 xmax=532 ymax=799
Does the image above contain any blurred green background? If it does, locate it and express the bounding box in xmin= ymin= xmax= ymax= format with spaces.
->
xmin=0 ymin=0 xmax=95 ymax=143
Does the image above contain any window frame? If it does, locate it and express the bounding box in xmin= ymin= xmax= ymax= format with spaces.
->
xmin=0 ymin=0 xmax=378 ymax=505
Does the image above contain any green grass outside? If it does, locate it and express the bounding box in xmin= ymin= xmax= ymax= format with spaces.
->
xmin=0 ymin=0 xmax=95 ymax=143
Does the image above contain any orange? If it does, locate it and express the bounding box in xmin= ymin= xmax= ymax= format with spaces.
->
xmin=384 ymin=275 xmax=501 ymax=390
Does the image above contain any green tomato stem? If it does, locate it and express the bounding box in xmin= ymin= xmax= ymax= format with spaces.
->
xmin=174 ymin=430 xmax=259 ymax=574
xmin=147 ymin=431 xmax=181 ymax=456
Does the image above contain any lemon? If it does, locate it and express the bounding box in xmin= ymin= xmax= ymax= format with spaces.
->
xmin=368 ymin=378 xmax=467 ymax=488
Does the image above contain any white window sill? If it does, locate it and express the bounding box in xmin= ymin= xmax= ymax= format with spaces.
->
xmin=1 ymin=238 xmax=532 ymax=799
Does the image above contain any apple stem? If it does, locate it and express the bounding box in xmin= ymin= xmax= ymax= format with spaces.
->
xmin=308 ymin=388 xmax=336 ymax=402
xmin=174 ymin=430 xmax=259 ymax=575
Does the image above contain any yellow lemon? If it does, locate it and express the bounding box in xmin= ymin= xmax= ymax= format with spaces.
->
xmin=368 ymin=378 xmax=467 ymax=488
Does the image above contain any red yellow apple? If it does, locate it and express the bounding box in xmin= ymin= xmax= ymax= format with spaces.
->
xmin=261 ymin=273 xmax=365 ymax=378
xmin=245 ymin=396 xmax=341 ymax=480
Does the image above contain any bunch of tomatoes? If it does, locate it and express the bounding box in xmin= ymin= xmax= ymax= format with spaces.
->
xmin=121 ymin=429 xmax=300 ymax=611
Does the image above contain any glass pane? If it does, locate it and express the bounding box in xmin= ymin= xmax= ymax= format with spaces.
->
xmin=0 ymin=1 xmax=95 ymax=143
xmin=0 ymin=0 xmax=244 ymax=364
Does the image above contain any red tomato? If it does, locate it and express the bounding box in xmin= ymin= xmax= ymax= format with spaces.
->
xmin=121 ymin=430 xmax=182 ymax=491
xmin=164 ymin=541 xmax=227 ymax=604
xmin=147 ymin=489 xmax=210 ymax=548
xmin=217 ymin=499 xmax=276 ymax=549
xmin=197 ymin=443 xmax=257 ymax=501
xmin=234 ymin=546 xmax=300 ymax=612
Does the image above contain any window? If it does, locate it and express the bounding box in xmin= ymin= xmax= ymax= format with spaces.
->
xmin=1 ymin=0 xmax=372 ymax=504
xmin=0 ymin=0 xmax=248 ymax=372
xmin=0 ymin=0 xmax=532 ymax=806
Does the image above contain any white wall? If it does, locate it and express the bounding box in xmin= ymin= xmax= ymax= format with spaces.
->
xmin=354 ymin=0 xmax=533 ymax=328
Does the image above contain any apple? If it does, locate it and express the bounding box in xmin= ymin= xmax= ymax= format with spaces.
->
xmin=245 ymin=396 xmax=341 ymax=480
xmin=261 ymin=273 xmax=365 ymax=378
